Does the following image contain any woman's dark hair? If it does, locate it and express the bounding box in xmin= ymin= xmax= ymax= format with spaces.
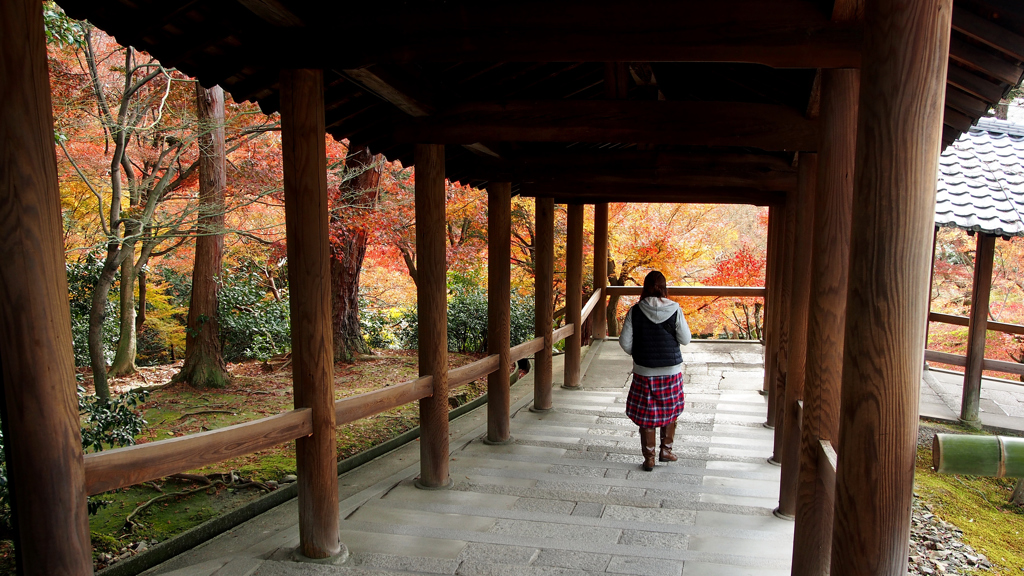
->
xmin=640 ymin=270 xmax=668 ymax=300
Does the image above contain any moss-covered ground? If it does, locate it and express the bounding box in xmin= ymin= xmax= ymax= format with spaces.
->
xmin=915 ymin=421 xmax=1024 ymax=576
xmin=81 ymin=350 xmax=486 ymax=570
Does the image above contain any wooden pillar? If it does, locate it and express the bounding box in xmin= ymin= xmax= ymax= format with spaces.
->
xmin=924 ymin=226 xmax=940 ymax=357
xmin=487 ymin=182 xmax=512 ymax=443
xmin=960 ymin=232 xmax=996 ymax=426
xmin=593 ymin=203 xmax=609 ymax=340
xmin=792 ymin=68 xmax=859 ymax=576
xmin=414 ymin=143 xmax=451 ymax=488
xmin=771 ymin=199 xmax=798 ymax=464
xmin=777 ymin=153 xmax=818 ymax=518
xmin=763 ymin=203 xmax=785 ymax=423
xmin=831 ymin=0 xmax=951 ymax=573
xmin=280 ymin=69 xmax=341 ymax=560
xmin=0 ymin=0 xmax=92 ymax=571
xmin=533 ymin=198 xmax=555 ymax=411
xmin=563 ymin=204 xmax=584 ymax=389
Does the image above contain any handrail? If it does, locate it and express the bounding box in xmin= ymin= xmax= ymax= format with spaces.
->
xmin=581 ymin=290 xmax=603 ymax=324
xmin=929 ymin=311 xmax=1024 ymax=336
xmin=605 ymin=285 xmax=766 ymax=297
xmin=335 ymin=376 xmax=433 ymax=425
xmin=449 ymin=355 xmax=501 ymax=389
xmin=552 ymin=323 xmax=574 ymax=342
xmin=924 ymin=349 xmax=1024 ymax=378
xmin=818 ymin=439 xmax=837 ymax=499
xmin=84 ymin=408 xmax=313 ymax=495
xmin=510 ymin=337 xmax=545 ymax=363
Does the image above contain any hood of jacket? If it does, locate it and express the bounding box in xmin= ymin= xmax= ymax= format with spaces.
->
xmin=636 ymin=297 xmax=680 ymax=324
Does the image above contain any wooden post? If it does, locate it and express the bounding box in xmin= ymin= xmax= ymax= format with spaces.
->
xmin=777 ymin=152 xmax=818 ymax=519
xmin=593 ymin=203 xmax=609 ymax=340
xmin=831 ymin=0 xmax=951 ymax=573
xmin=533 ymin=198 xmax=555 ymax=411
xmin=487 ymin=182 xmax=512 ymax=443
xmin=762 ymin=203 xmax=784 ymax=422
xmin=771 ymin=198 xmax=798 ymax=465
xmin=960 ymin=232 xmax=996 ymax=427
xmin=0 ymin=0 xmax=92 ymax=571
xmin=414 ymin=143 xmax=451 ymax=488
xmin=280 ymin=68 xmax=341 ymax=560
xmin=792 ymin=68 xmax=859 ymax=576
xmin=924 ymin=226 xmax=940 ymax=358
xmin=563 ymin=203 xmax=584 ymax=389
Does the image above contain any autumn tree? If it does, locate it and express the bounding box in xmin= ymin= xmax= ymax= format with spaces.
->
xmin=172 ymin=84 xmax=230 ymax=388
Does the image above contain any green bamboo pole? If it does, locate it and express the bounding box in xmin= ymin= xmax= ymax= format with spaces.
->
xmin=932 ymin=434 xmax=1024 ymax=478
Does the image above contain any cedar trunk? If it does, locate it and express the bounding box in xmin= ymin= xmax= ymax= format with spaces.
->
xmin=331 ymin=145 xmax=382 ymax=362
xmin=108 ymin=252 xmax=138 ymax=376
xmin=175 ymin=84 xmax=230 ymax=388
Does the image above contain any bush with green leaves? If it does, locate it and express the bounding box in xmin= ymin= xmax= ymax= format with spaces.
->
xmin=218 ymin=271 xmax=291 ymax=362
xmin=0 ymin=386 xmax=149 ymax=536
xmin=66 ymin=255 xmax=119 ymax=367
xmin=360 ymin=300 xmax=403 ymax=350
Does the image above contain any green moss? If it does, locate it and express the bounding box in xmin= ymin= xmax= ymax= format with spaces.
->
xmin=916 ymin=424 xmax=1024 ymax=575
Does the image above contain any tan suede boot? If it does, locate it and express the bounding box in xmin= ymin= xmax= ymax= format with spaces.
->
xmin=640 ymin=428 xmax=658 ymax=471
xmin=659 ymin=420 xmax=678 ymax=462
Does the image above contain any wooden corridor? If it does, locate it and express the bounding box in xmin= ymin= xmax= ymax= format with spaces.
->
xmin=142 ymin=341 xmax=787 ymax=576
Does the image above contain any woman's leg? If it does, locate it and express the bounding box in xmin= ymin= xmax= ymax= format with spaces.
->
xmin=640 ymin=428 xmax=657 ymax=471
xmin=659 ymin=420 xmax=678 ymax=462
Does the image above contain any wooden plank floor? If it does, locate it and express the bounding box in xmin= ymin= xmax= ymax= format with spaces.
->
xmin=145 ymin=340 xmax=791 ymax=576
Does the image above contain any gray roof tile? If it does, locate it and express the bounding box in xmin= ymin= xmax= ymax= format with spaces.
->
xmin=936 ymin=118 xmax=1024 ymax=237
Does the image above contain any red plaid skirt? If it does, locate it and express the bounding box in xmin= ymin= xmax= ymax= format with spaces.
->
xmin=625 ymin=372 xmax=685 ymax=428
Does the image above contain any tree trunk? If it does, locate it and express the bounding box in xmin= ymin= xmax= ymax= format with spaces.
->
xmin=108 ymin=252 xmax=138 ymax=377
xmin=1011 ymin=478 xmax=1024 ymax=505
xmin=88 ymin=251 xmax=120 ymax=399
xmin=136 ymin=267 xmax=147 ymax=332
xmin=330 ymin=145 xmax=382 ymax=362
xmin=606 ymin=262 xmax=625 ymax=337
xmin=173 ymin=84 xmax=230 ymax=388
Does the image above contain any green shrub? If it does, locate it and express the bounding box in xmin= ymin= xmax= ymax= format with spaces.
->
xmin=218 ymin=271 xmax=291 ymax=362
xmin=66 ymin=255 xmax=119 ymax=367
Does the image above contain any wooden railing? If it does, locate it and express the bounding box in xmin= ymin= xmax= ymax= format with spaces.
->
xmin=83 ymin=290 xmax=604 ymax=496
xmin=925 ymin=312 xmax=1024 ymax=378
xmin=605 ymin=286 xmax=766 ymax=298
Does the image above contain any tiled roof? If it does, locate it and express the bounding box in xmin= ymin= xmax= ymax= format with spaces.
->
xmin=936 ymin=118 xmax=1024 ymax=237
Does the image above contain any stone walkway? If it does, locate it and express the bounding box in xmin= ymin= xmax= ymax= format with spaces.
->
xmin=920 ymin=366 xmax=1024 ymax=433
xmin=144 ymin=341 xmax=790 ymax=576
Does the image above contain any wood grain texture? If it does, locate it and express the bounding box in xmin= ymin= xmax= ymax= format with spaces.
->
xmin=831 ymin=0 xmax=951 ymax=573
xmin=605 ymin=286 xmax=765 ymax=297
xmin=952 ymin=6 xmax=1024 ymax=61
xmin=534 ymin=198 xmax=555 ymax=410
xmin=415 ymin=143 xmax=450 ymax=488
xmin=552 ymin=324 xmax=575 ymax=343
xmin=593 ymin=204 xmax=609 ymax=340
xmin=961 ymin=233 xmax=995 ymax=424
xmin=511 ymin=337 xmax=546 ymax=364
xmin=0 ymin=0 xmax=93 ymax=570
xmin=763 ymin=205 xmax=784 ymax=418
xmin=280 ymin=68 xmax=340 ymax=559
xmin=773 ymin=198 xmax=798 ymax=464
xmin=563 ymin=204 xmax=584 ymax=388
xmin=487 ymin=182 xmax=512 ymax=443
xmin=778 ymin=153 xmax=818 ymax=517
xmin=397 ymin=101 xmax=818 ymax=151
xmin=581 ymin=291 xmax=603 ymax=324
xmin=924 ymin=349 xmax=968 ymax=366
xmin=84 ymin=409 xmax=313 ymax=494
xmin=792 ymin=68 xmax=859 ymax=576
xmin=335 ymin=377 xmax=432 ymax=425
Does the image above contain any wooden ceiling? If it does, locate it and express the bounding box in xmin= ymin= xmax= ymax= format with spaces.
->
xmin=58 ymin=0 xmax=1024 ymax=204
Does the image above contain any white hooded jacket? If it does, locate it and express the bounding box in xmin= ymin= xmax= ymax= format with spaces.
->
xmin=618 ymin=297 xmax=692 ymax=376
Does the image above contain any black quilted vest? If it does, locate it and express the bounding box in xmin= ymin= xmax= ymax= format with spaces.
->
xmin=630 ymin=306 xmax=683 ymax=368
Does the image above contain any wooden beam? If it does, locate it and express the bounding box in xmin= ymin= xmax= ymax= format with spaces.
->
xmin=929 ymin=311 xmax=1024 ymax=336
xmin=396 ymin=101 xmax=819 ymax=151
xmin=777 ymin=153 xmax=817 ymax=519
xmin=925 ymin=349 xmax=967 ymax=367
xmin=280 ymin=68 xmax=342 ymax=560
xmin=563 ymin=204 xmax=584 ymax=389
xmin=335 ymin=377 xmax=432 ymax=424
xmin=593 ymin=204 xmax=609 ymax=340
xmin=946 ymin=64 xmax=1005 ymax=103
xmin=948 ymin=36 xmax=1024 ymax=86
xmin=606 ymin=286 xmax=766 ymax=298
xmin=792 ymin=68 xmax=859 ymax=576
xmin=961 ymin=232 xmax=996 ymax=426
xmin=763 ymin=204 xmax=785 ymax=421
xmin=0 ymin=0 xmax=92 ymax=570
xmin=415 ymin=143 xmax=451 ymax=489
xmin=534 ymin=185 xmax=786 ymax=206
xmin=487 ymin=182 xmax=513 ymax=444
xmin=533 ymin=198 xmax=555 ymax=411
xmin=952 ymin=6 xmax=1024 ymax=62
xmin=944 ymin=86 xmax=990 ymax=118
xmin=831 ymin=0 xmax=952 ymax=573
xmin=772 ymin=199 xmax=798 ymax=465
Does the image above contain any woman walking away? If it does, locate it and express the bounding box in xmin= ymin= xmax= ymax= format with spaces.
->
xmin=619 ymin=271 xmax=691 ymax=471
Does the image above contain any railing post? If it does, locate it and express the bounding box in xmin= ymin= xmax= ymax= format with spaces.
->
xmin=772 ymin=198 xmax=797 ymax=465
xmin=763 ymin=203 xmax=785 ymax=427
xmin=414 ymin=143 xmax=451 ymax=489
xmin=593 ymin=203 xmax=609 ymax=340
xmin=961 ymin=232 xmax=996 ymax=427
xmin=0 ymin=0 xmax=93 ymax=571
xmin=792 ymin=67 xmax=858 ymax=576
xmin=563 ymin=204 xmax=584 ymax=389
xmin=533 ymin=198 xmax=555 ymax=411
xmin=279 ymin=68 xmax=342 ymax=560
xmin=831 ymin=0 xmax=951 ymax=573
xmin=487 ymin=182 xmax=512 ymax=443
xmin=777 ymin=152 xmax=818 ymax=519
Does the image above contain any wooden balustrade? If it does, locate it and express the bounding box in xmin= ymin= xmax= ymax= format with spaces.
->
xmin=818 ymin=439 xmax=837 ymax=503
xmin=924 ymin=349 xmax=1024 ymax=378
xmin=336 ymin=376 xmax=433 ymax=425
xmin=605 ymin=286 xmax=765 ymax=297
xmin=581 ymin=290 xmax=603 ymax=324
xmin=929 ymin=311 xmax=1024 ymax=336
